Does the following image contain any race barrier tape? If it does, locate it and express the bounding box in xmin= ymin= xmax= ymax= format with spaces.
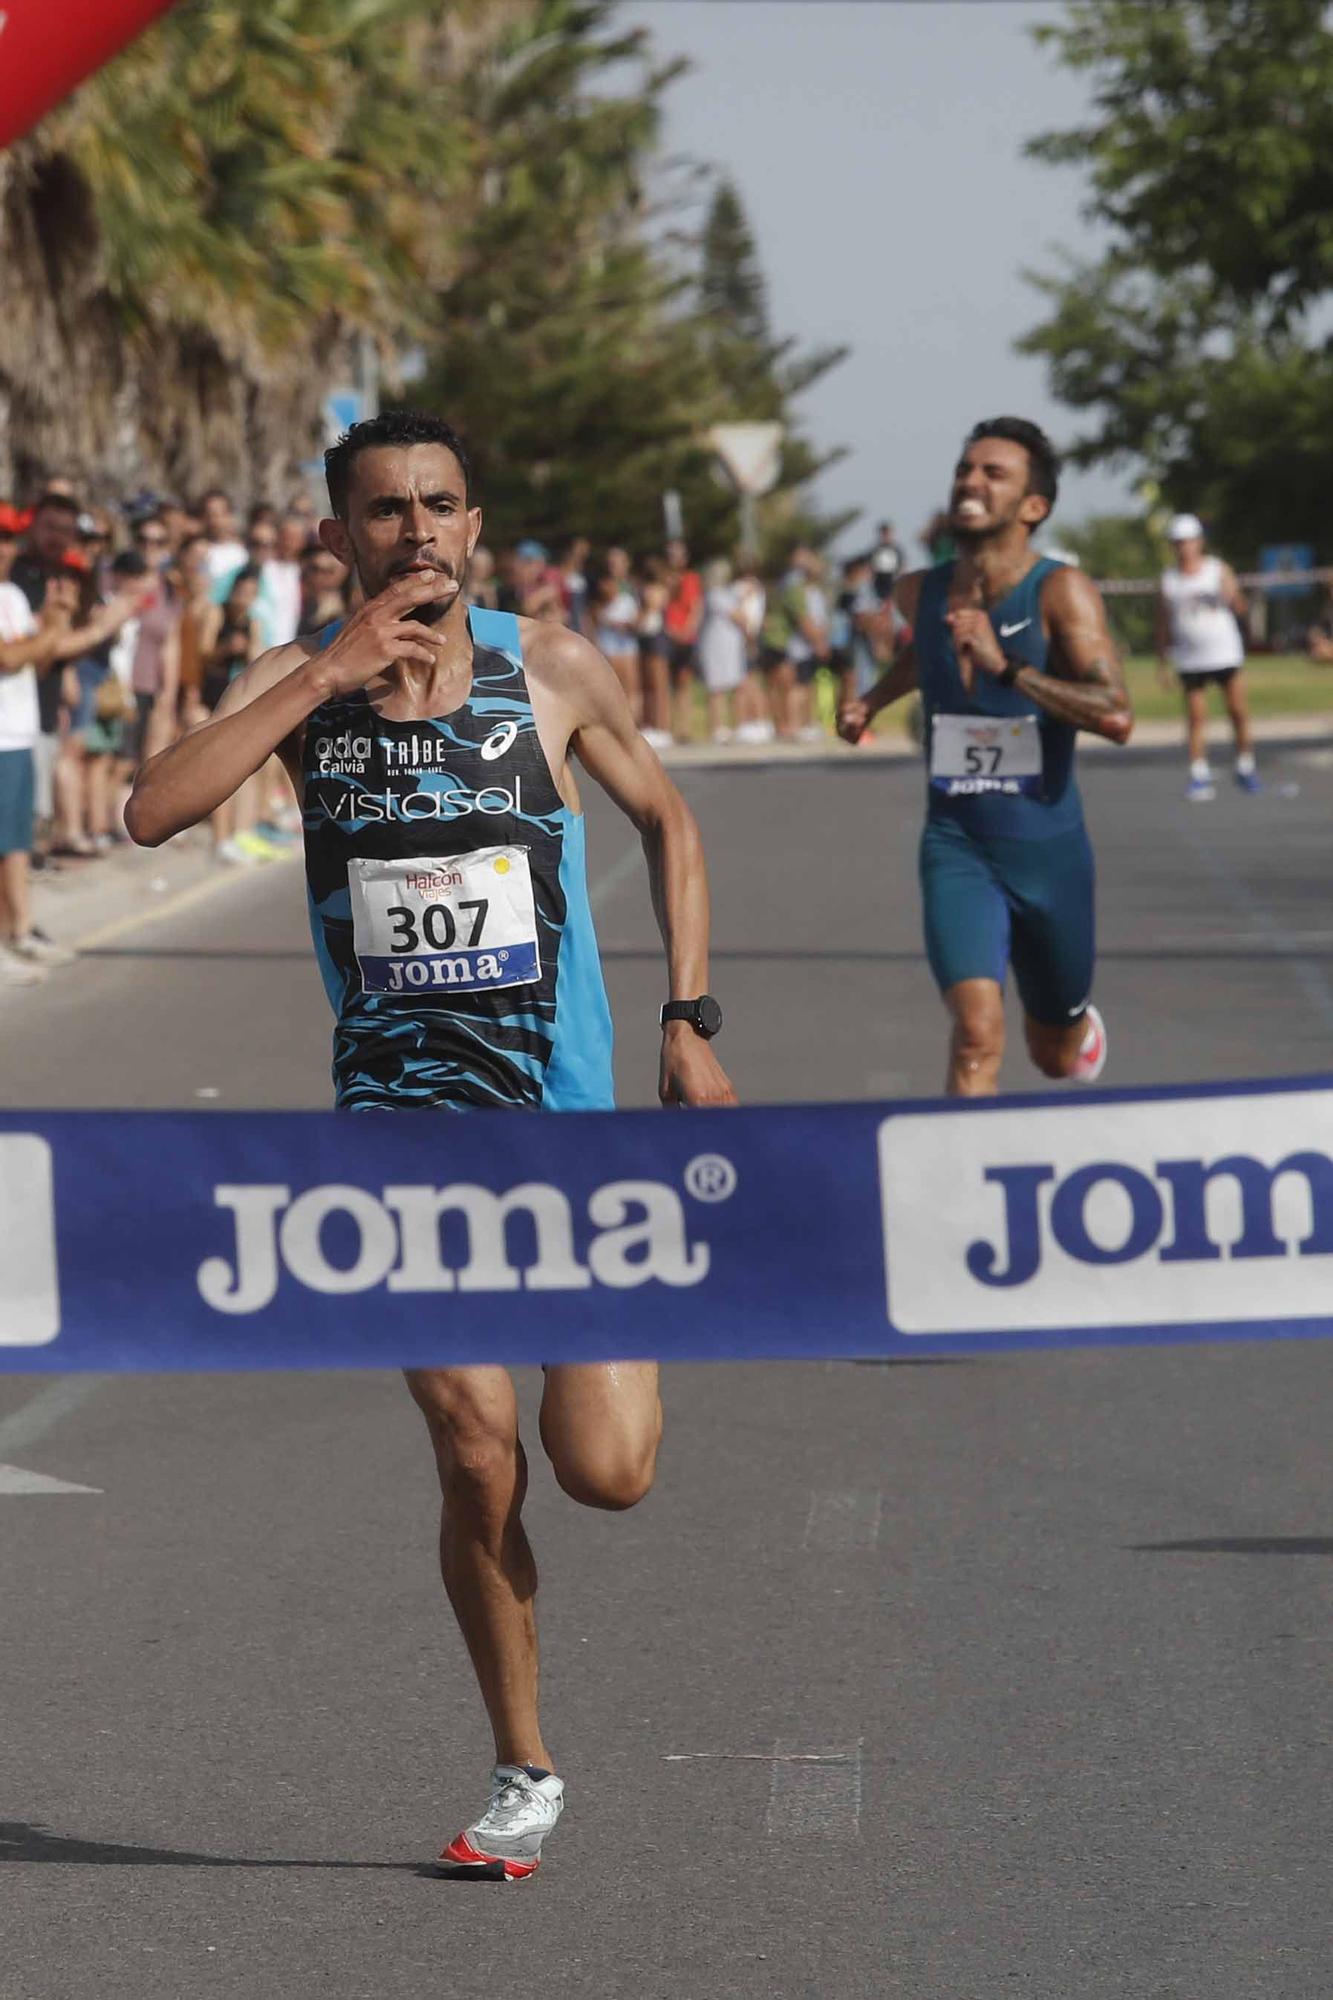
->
xmin=0 ymin=0 xmax=178 ymax=150
xmin=2 ymin=1074 xmax=1332 ymax=1373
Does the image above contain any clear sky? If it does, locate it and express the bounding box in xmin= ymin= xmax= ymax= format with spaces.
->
xmin=623 ymin=0 xmax=1139 ymax=557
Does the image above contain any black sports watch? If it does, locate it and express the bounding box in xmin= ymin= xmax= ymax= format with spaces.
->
xmin=660 ymin=995 xmax=723 ymax=1039
xmin=996 ymin=656 xmax=1023 ymax=689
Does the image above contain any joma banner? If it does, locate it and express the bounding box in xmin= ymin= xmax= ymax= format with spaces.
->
xmin=1 ymin=1076 xmax=1332 ymax=1372
xmin=0 ymin=0 xmax=178 ymax=149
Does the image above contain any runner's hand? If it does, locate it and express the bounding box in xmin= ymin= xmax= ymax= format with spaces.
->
xmin=659 ymin=1026 xmax=738 ymax=1108
xmin=945 ymin=606 xmax=1005 ymax=688
xmin=313 ymin=570 xmax=460 ymax=694
xmin=837 ymin=697 xmax=870 ymax=743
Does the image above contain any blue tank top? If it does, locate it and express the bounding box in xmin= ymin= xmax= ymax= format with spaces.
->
xmin=301 ymin=606 xmax=614 ymax=1112
xmin=916 ymin=557 xmax=1083 ymax=840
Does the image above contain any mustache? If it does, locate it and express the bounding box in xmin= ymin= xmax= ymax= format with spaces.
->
xmin=391 ymin=556 xmax=455 ymax=578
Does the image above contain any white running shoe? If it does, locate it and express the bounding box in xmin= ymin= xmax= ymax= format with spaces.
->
xmin=11 ymin=930 xmax=76 ymax=968
xmin=216 ymin=838 xmax=255 ymax=867
xmin=0 ymin=943 xmax=46 ymax=987
xmin=640 ymin=728 xmax=673 ymax=752
xmin=439 ymin=1765 xmax=565 ymax=1881
xmin=1069 ymin=1002 xmax=1108 ymax=1082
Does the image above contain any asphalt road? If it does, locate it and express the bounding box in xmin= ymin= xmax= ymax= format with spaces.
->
xmin=2 ymin=739 xmax=1331 ymax=1998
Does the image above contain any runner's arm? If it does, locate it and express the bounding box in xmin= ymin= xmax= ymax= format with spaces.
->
xmin=124 ymin=644 xmax=319 ymax=844
xmin=1219 ymin=561 xmax=1247 ymax=622
xmin=542 ymin=626 xmax=736 ymax=1106
xmin=126 ymin=569 xmax=457 ymax=845
xmin=836 ymin=573 xmax=921 ymax=739
xmin=950 ymin=570 xmax=1132 ymax=743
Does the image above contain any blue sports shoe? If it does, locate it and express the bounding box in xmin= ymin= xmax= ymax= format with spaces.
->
xmin=1234 ymin=767 xmax=1262 ymax=794
xmin=1185 ymin=775 xmax=1216 ymax=803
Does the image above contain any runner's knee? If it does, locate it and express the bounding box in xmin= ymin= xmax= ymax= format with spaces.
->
xmin=408 ymin=1376 xmax=520 ymax=1506
xmin=549 ymin=1435 xmax=658 ymax=1512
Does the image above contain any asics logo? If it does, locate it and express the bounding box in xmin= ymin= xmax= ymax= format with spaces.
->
xmin=999 ymin=619 xmax=1031 ymax=639
xmin=481 ymin=720 xmax=519 ymax=762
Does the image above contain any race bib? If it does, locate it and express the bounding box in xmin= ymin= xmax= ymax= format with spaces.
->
xmin=349 ymin=847 xmax=540 ymax=996
xmin=930 ymin=713 xmax=1042 ymax=797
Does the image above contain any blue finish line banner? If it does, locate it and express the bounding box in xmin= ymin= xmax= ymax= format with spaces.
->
xmin=2 ymin=1075 xmax=1332 ymax=1372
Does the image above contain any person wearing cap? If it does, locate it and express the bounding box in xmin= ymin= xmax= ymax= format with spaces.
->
xmin=1155 ymin=515 xmax=1256 ymax=801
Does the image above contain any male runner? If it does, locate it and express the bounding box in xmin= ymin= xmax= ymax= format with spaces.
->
xmin=127 ymin=409 xmax=736 ymax=1878
xmin=1154 ymin=513 xmax=1256 ymax=801
xmin=838 ymin=417 xmax=1132 ymax=1096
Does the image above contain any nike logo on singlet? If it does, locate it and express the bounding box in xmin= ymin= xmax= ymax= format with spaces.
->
xmin=999 ymin=619 xmax=1031 ymax=639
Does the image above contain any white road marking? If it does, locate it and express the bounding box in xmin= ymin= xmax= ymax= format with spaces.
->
xmin=0 ymin=1463 xmax=101 ymax=1495
xmin=765 ymin=1740 xmax=863 ymax=1840
xmin=0 ymin=1376 xmax=103 ymax=1459
xmin=69 ymin=855 xmax=297 ymax=957
xmin=802 ymin=1489 xmax=883 ymax=1553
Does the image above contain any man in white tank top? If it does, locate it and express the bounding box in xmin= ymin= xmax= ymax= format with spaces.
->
xmin=1155 ymin=513 xmax=1257 ymax=800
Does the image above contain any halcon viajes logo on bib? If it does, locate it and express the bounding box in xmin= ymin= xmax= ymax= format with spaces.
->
xmin=878 ymin=1091 xmax=1333 ymax=1335
xmin=0 ymin=1137 xmax=61 ymax=1346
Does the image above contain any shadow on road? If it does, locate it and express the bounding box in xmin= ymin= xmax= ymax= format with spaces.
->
xmin=0 ymin=1820 xmax=444 ymax=1877
xmin=1130 ymin=1536 xmax=1333 ymax=1555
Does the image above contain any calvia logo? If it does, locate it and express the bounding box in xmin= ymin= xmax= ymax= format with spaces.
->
xmin=878 ymin=1090 xmax=1333 ymax=1336
xmin=197 ymin=1157 xmax=736 ymax=1314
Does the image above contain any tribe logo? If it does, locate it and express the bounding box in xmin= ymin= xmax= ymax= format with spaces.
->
xmin=198 ymin=1159 xmax=737 ymax=1315
xmin=879 ymin=1090 xmax=1333 ymax=1336
xmin=0 ymin=1136 xmax=61 ymax=1347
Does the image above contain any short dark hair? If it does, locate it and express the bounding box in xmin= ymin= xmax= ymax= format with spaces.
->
xmin=964 ymin=417 xmax=1060 ymax=511
xmin=111 ymin=549 xmax=148 ymax=578
xmin=324 ymin=409 xmax=473 ymax=520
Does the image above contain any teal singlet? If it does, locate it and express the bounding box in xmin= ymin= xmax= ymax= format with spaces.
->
xmin=915 ymin=557 xmax=1082 ymax=840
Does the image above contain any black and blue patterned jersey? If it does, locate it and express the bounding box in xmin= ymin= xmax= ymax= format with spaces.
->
xmin=301 ymin=606 xmax=614 ymax=1112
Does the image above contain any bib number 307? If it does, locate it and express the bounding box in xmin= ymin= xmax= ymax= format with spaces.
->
xmin=349 ymin=846 xmax=540 ymax=995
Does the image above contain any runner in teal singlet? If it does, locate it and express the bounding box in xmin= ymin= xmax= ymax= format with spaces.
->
xmin=838 ymin=418 xmax=1133 ymax=1095
xmin=126 ymin=410 xmax=736 ymax=1879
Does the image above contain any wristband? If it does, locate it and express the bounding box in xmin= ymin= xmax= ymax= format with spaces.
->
xmin=996 ymin=657 xmax=1022 ymax=689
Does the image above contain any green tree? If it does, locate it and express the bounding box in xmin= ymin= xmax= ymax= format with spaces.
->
xmin=1019 ymin=0 xmax=1333 ymax=560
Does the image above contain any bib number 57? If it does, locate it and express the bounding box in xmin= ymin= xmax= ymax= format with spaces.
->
xmin=387 ymin=898 xmax=489 ymax=953
xmin=964 ymin=744 xmax=1001 ymax=775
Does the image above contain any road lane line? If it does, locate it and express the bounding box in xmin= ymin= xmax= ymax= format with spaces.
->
xmin=802 ymin=1490 xmax=883 ymax=1553
xmin=0 ymin=1464 xmax=101 ymax=1495
xmin=0 ymin=1376 xmax=104 ymax=1458
xmin=765 ymin=1741 xmax=863 ymax=1840
xmin=71 ymin=856 xmax=299 ymax=957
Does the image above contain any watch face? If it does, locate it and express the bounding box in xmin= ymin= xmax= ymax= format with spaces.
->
xmin=696 ymin=994 xmax=723 ymax=1037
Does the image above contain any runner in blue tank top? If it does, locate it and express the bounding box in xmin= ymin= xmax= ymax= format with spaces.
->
xmin=838 ymin=417 xmax=1133 ymax=1094
xmin=126 ymin=409 xmax=736 ymax=1881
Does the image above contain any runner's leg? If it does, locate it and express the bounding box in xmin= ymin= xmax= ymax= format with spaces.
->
xmin=1007 ymin=825 xmax=1099 ymax=1079
xmin=405 ymin=1364 xmax=551 ymax=1770
xmin=944 ymin=978 xmax=1006 ymax=1096
xmin=1183 ymin=678 xmax=1209 ymax=773
xmin=921 ymin=819 xmax=1010 ymax=1094
xmin=1223 ymin=669 xmax=1255 ymax=765
xmin=539 ymin=1361 xmax=660 ymax=1510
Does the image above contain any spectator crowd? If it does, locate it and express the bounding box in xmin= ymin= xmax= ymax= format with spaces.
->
xmin=0 ymin=476 xmax=907 ymax=989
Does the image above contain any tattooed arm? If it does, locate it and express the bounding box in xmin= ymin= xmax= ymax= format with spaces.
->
xmin=946 ymin=568 xmax=1134 ymax=745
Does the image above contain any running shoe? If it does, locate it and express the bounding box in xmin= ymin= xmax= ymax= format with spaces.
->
xmin=11 ymin=930 xmax=76 ymax=968
xmin=640 ymin=727 xmax=673 ymax=752
xmin=1185 ymin=775 xmax=1216 ymax=803
xmin=0 ymin=943 xmax=47 ymax=986
xmin=1068 ymin=1003 xmax=1108 ymax=1083
xmin=438 ymin=1765 xmax=564 ymax=1881
xmin=232 ymin=829 xmax=285 ymax=862
xmin=1234 ymin=767 xmax=1262 ymax=794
